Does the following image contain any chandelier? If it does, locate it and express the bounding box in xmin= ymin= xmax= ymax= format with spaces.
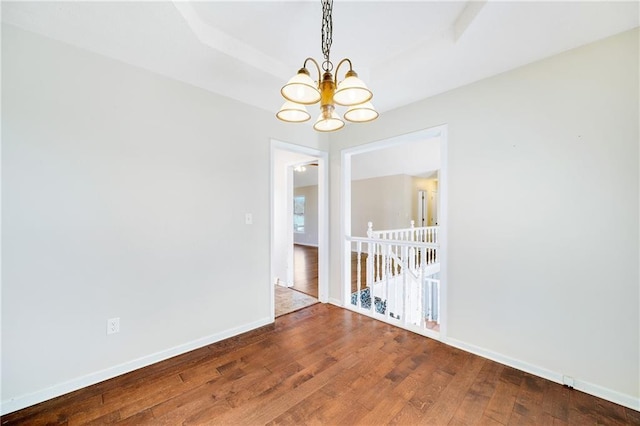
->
xmin=276 ymin=0 xmax=378 ymax=132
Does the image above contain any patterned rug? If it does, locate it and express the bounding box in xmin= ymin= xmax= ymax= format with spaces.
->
xmin=275 ymin=286 xmax=318 ymax=317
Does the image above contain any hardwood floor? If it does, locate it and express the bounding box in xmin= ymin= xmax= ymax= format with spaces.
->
xmin=292 ymin=244 xmax=374 ymax=296
xmin=293 ymin=244 xmax=319 ymax=298
xmin=2 ymin=304 xmax=637 ymax=425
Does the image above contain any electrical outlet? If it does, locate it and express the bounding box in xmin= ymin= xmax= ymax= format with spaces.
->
xmin=562 ymin=375 xmax=574 ymax=388
xmin=107 ymin=317 xmax=120 ymax=335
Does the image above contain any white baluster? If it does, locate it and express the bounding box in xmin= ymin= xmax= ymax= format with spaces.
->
xmin=376 ymin=242 xmax=381 ymax=282
xmin=409 ymin=245 xmax=415 ymax=272
xmin=366 ymin=241 xmax=372 ymax=297
xmin=385 ymin=244 xmax=390 ymax=318
xmin=427 ymin=280 xmax=433 ymax=322
xmin=436 ymin=280 xmax=440 ymax=324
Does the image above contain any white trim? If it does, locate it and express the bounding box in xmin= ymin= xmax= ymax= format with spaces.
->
xmin=340 ymin=148 xmax=352 ymax=306
xmin=286 ymin=164 xmax=295 ymax=286
xmin=0 ymin=317 xmax=273 ymax=416
xmin=437 ymin=126 xmax=448 ymax=339
xmin=445 ymin=337 xmax=640 ymax=411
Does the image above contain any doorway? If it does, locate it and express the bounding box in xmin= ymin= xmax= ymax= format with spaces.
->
xmin=270 ymin=140 xmax=329 ymax=319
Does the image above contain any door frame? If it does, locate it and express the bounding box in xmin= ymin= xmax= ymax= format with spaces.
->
xmin=270 ymin=139 xmax=329 ymax=320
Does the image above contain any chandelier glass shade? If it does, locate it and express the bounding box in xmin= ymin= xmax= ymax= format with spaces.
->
xmin=280 ymin=69 xmax=321 ymax=105
xmin=314 ymin=107 xmax=345 ymax=132
xmin=344 ymin=102 xmax=379 ymax=123
xmin=276 ymin=0 xmax=378 ymax=132
xmin=275 ymin=101 xmax=311 ymax=122
xmin=333 ymin=71 xmax=372 ymax=106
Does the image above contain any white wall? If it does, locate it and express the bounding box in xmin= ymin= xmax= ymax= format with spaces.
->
xmin=1 ymin=25 xmax=322 ymax=412
xmin=293 ymin=185 xmax=319 ymax=247
xmin=351 ymin=174 xmax=413 ymax=236
xmin=330 ymin=29 xmax=639 ymax=407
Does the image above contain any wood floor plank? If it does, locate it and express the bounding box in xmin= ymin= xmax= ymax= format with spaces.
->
xmin=450 ymin=359 xmax=504 ymax=425
xmin=100 ymin=373 xmax=183 ymax=406
xmin=149 ymin=379 xmax=225 ymax=422
xmin=356 ymin=391 xmax=407 ymax=426
xmin=305 ymin=394 xmax=357 ymax=426
xmin=568 ymin=387 xmax=630 ymax=426
xmin=292 ymin=244 xmax=319 ymax=298
xmin=181 ymin=398 xmax=233 ymax=426
xmin=420 ymin=355 xmax=486 ymax=424
xmin=626 ymin=407 xmax=640 ymax=424
xmin=397 ymin=366 xmax=454 ymax=421
xmin=3 ymin=394 xmax=103 ymax=426
xmin=82 ymin=410 xmax=120 ymax=425
xmin=542 ymin=381 xmax=571 ymax=422
xmin=388 ymin=400 xmax=424 ymax=425
xmin=113 ymin=408 xmax=154 ymax=426
xmin=482 ymin=378 xmax=521 ymax=424
xmin=266 ymin=388 xmax=333 ymax=426
xmin=210 ymin=352 xmax=362 ymax=425
xmin=477 ymin=413 xmax=508 ymax=425
xmin=508 ymin=373 xmax=548 ymax=425
xmin=332 ymin=402 xmax=372 ymax=426
xmin=2 ymin=304 xmax=637 ymax=426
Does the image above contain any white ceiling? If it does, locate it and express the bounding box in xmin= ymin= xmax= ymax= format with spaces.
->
xmin=3 ymin=1 xmax=638 ymax=117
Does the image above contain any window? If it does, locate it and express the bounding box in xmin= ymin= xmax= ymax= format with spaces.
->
xmin=294 ymin=195 xmax=305 ymax=233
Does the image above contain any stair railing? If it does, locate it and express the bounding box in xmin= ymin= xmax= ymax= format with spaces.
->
xmin=349 ymin=220 xmax=441 ymax=330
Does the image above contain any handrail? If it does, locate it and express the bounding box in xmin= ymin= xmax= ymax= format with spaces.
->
xmin=365 ymin=221 xmax=439 ymax=245
xmin=370 ymin=225 xmax=439 ymax=235
xmin=347 ymin=235 xmax=438 ymax=249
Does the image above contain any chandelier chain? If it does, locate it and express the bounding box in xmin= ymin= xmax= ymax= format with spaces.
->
xmin=321 ymin=0 xmax=333 ymax=71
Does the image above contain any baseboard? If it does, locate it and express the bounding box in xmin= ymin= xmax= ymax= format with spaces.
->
xmin=444 ymin=337 xmax=640 ymax=411
xmin=1 ymin=317 xmax=273 ymax=416
xmin=274 ymin=279 xmax=293 ymax=288
xmin=328 ymin=297 xmax=343 ymax=307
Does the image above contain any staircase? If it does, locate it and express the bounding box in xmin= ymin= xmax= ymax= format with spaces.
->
xmin=348 ymin=221 xmax=441 ymax=336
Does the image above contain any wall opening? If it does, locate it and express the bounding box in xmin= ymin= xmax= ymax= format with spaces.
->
xmin=340 ymin=125 xmax=448 ymax=339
